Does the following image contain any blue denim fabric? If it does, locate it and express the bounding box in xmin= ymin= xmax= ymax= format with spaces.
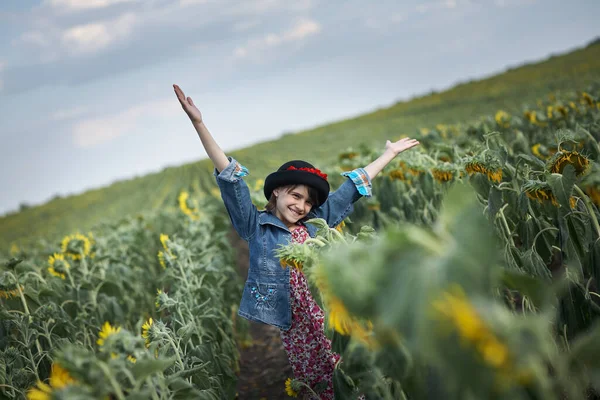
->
xmin=214 ymin=157 xmax=371 ymax=330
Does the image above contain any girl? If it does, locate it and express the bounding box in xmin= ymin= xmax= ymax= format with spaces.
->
xmin=174 ymin=84 xmax=419 ymax=399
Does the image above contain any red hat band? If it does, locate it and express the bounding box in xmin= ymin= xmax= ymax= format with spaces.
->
xmin=286 ymin=166 xmax=328 ymax=181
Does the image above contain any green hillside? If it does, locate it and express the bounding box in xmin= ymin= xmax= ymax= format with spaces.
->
xmin=2 ymin=39 xmax=600 ymax=252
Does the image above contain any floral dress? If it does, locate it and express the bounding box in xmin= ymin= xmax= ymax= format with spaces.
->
xmin=280 ymin=224 xmax=340 ymax=399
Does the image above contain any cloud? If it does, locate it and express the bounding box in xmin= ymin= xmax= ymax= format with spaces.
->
xmin=3 ymin=0 xmax=320 ymax=94
xmin=61 ymin=13 xmax=137 ymax=55
xmin=234 ymin=18 xmax=321 ymax=60
xmin=51 ymin=106 xmax=89 ymax=121
xmin=43 ymin=0 xmax=139 ymax=12
xmin=71 ymin=98 xmax=179 ymax=148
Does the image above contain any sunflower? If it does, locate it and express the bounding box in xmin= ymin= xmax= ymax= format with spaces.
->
xmin=158 ymin=251 xmax=166 ymax=269
xmin=285 ymin=377 xmax=299 ymax=397
xmin=582 ymin=92 xmax=594 ymax=107
xmin=312 ymin=266 xmax=375 ymax=346
xmin=585 ymin=186 xmax=600 ymax=207
xmin=60 ymin=233 xmax=92 ymax=260
xmin=432 ymin=286 xmax=509 ymax=370
xmin=141 ymin=318 xmax=154 ymax=348
xmin=408 ymin=167 xmax=425 ymax=177
xmin=27 ymin=363 xmax=76 ymax=400
xmin=524 ymin=186 xmax=555 ymax=205
xmin=388 ymin=169 xmax=406 ymax=181
xmin=48 ymin=253 xmax=70 ymax=280
xmin=367 ymin=201 xmax=381 ymax=211
xmin=555 ymin=105 xmax=568 ymax=118
xmin=0 ymin=286 xmax=20 ymax=299
xmin=97 ymin=321 xmax=121 ymax=347
xmin=338 ymin=151 xmax=359 ymax=160
xmin=547 ymin=150 xmax=591 ymax=177
xmin=431 ymin=168 xmax=454 ymax=183
xmin=464 ymin=161 xmax=503 ymax=183
xmin=252 ymin=179 xmax=265 ymax=192
xmin=156 ymin=289 xmax=163 ymax=309
xmin=280 ymin=257 xmax=303 ymax=272
xmin=495 ymin=110 xmax=510 ymax=128
xmin=178 ymin=191 xmax=200 ymax=220
xmin=159 ymin=234 xmax=170 ymax=251
xmin=10 ymin=243 xmax=20 ymax=256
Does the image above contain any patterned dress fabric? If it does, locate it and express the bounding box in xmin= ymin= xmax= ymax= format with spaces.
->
xmin=280 ymin=224 xmax=340 ymax=399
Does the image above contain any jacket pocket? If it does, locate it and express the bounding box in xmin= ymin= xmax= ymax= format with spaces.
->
xmin=249 ymin=282 xmax=278 ymax=311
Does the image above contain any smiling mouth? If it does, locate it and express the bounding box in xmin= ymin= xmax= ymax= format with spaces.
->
xmin=289 ymin=208 xmax=302 ymax=217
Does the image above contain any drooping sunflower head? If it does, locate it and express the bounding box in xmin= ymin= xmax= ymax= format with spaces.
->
xmin=0 ymin=272 xmax=21 ymax=299
xmin=581 ymin=92 xmax=595 ymax=107
xmin=523 ymin=180 xmax=555 ymax=205
xmin=464 ymin=158 xmax=503 ymax=183
xmin=585 ymin=186 xmax=600 ymax=207
xmin=388 ymin=168 xmax=407 ymax=181
xmin=48 ymin=253 xmax=71 ymax=280
xmin=547 ymin=150 xmax=591 ymax=177
xmin=60 ymin=233 xmax=92 ymax=260
xmin=97 ymin=321 xmax=121 ymax=347
xmin=338 ymin=150 xmax=360 ymax=160
xmin=431 ymin=164 xmax=456 ymax=183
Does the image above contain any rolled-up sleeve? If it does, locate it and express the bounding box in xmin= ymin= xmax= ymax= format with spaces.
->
xmin=340 ymin=167 xmax=372 ymax=197
xmin=309 ymin=167 xmax=372 ymax=227
xmin=214 ymin=157 xmax=257 ymax=241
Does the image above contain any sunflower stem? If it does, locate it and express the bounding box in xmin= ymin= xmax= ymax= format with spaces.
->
xmin=98 ymin=361 xmax=126 ymax=400
xmin=573 ymin=184 xmax=600 ymax=238
xmin=146 ymin=377 xmax=161 ymax=400
xmin=498 ymin=205 xmax=515 ymax=246
xmin=295 ymin=381 xmax=321 ymax=398
xmin=303 ymin=238 xmax=327 ymax=248
xmin=15 ymin=280 xmax=43 ymax=356
xmin=165 ymin=336 xmax=185 ymax=371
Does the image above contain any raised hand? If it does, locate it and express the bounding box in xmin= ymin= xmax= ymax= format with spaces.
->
xmin=385 ymin=137 xmax=420 ymax=156
xmin=173 ymin=84 xmax=203 ymax=124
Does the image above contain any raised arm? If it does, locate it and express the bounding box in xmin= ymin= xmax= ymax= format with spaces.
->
xmin=173 ymin=84 xmax=229 ymax=172
xmin=363 ymin=138 xmax=420 ymax=180
xmin=309 ymin=137 xmax=420 ymax=227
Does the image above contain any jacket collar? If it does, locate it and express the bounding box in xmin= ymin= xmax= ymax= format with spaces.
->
xmin=258 ymin=211 xmax=318 ymax=237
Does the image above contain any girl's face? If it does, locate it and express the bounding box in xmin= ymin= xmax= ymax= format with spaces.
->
xmin=272 ymin=185 xmax=314 ymax=228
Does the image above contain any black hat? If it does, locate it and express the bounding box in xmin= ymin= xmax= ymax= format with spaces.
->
xmin=264 ymin=160 xmax=330 ymax=207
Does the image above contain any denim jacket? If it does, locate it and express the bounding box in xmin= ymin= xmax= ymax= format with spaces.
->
xmin=214 ymin=157 xmax=371 ymax=330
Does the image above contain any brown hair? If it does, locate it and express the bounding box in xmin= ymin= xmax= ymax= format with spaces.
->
xmin=264 ymin=184 xmax=320 ymax=213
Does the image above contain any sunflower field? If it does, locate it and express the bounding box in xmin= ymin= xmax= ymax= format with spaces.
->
xmin=1 ymin=193 xmax=247 ymax=399
xmin=2 ymin=41 xmax=600 ymax=399
xmin=268 ymin=86 xmax=600 ymax=399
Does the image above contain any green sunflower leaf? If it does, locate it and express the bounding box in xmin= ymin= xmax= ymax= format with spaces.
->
xmin=547 ymin=164 xmax=576 ymax=209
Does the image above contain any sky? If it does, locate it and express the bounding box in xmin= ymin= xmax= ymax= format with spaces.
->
xmin=1 ymin=0 xmax=599 ymax=215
